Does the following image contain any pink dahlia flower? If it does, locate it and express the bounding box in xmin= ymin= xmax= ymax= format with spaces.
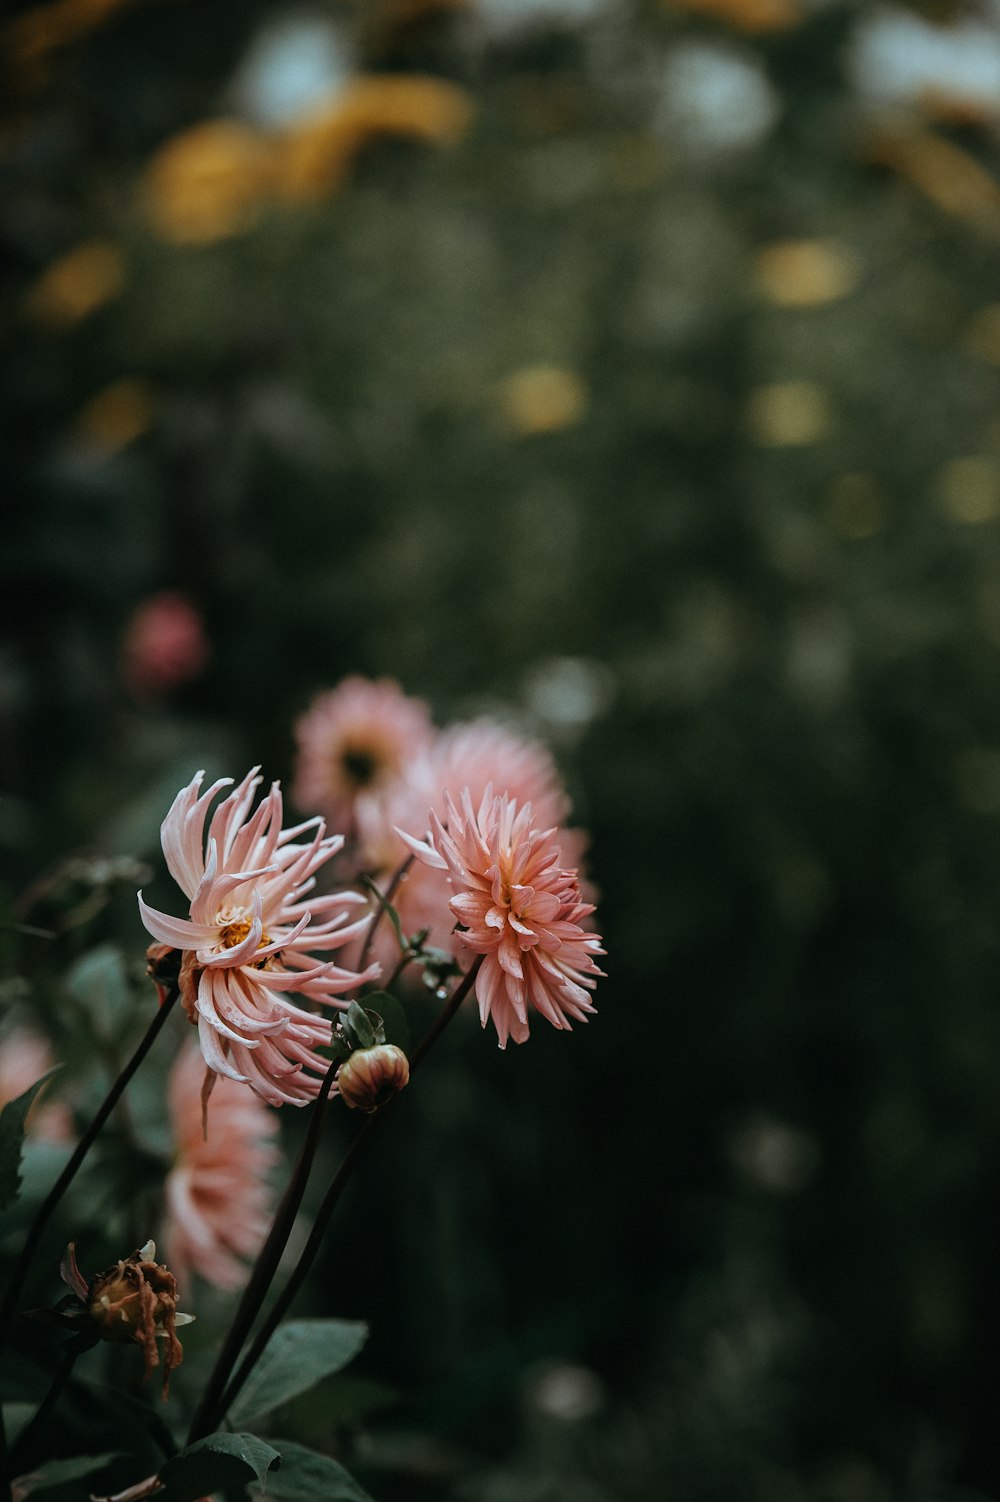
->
xmin=138 ymin=769 xmax=378 ymax=1106
xmin=356 ymin=717 xmax=589 ymax=966
xmin=292 ymin=676 xmax=434 ymax=835
xmin=121 ymin=591 xmax=209 ymax=698
xmin=0 ymin=1027 xmax=73 ymax=1143
xmin=162 ymin=1042 xmax=280 ymax=1293
xmin=399 ymin=787 xmax=604 ymax=1047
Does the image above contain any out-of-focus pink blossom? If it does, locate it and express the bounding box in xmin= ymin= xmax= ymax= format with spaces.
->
xmin=162 ymin=1042 xmax=280 ymax=1293
xmin=121 ymin=591 xmax=209 ymax=698
xmin=138 ymin=768 xmax=378 ymax=1106
xmin=0 ymin=1028 xmax=73 ymax=1143
xmin=292 ymin=676 xmax=434 ymax=835
xmin=400 ymin=787 xmax=604 ymax=1047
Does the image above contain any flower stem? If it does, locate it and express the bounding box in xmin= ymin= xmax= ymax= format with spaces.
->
xmin=205 ymin=956 xmax=483 ymax=1437
xmin=0 ymin=985 xmax=180 ymax=1355
xmin=186 ymin=857 xmax=416 ymax=1445
xmin=2 ymin=1334 xmax=96 ymax=1484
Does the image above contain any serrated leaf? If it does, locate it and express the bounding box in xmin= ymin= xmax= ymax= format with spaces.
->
xmin=14 ymin=1451 xmax=120 ymax=1501
xmin=360 ymin=992 xmax=410 ymax=1053
xmin=0 ymin=1067 xmax=62 ymax=1211
xmin=256 ymin=1441 xmax=374 ymax=1502
xmin=66 ymin=945 xmax=131 ymax=1037
xmin=159 ymin=1433 xmax=280 ymax=1502
xmin=228 ymin=1319 xmax=368 ymax=1428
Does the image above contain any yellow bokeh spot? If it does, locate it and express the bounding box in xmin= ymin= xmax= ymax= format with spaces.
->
xmin=753 ymin=239 xmax=858 ymax=308
xmin=498 ymin=364 xmax=588 ymax=436
xmin=937 ymin=456 xmax=1000 ymax=523
xmin=75 ymin=378 xmax=154 ymax=456
xmin=277 ymin=75 xmax=474 ymax=202
xmin=826 ymin=473 xmax=888 ymax=539
xmin=964 ymin=305 xmax=1000 ymax=366
xmin=23 ymin=240 xmax=124 ymax=328
xmin=867 ymin=124 xmax=1000 ymax=231
xmin=661 ymin=0 xmax=803 ymax=34
xmin=143 ymin=121 xmax=276 ymax=245
xmin=746 ymin=382 xmax=831 ymax=447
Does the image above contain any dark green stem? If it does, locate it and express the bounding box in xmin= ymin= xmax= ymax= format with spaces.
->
xmin=208 ymin=956 xmax=483 ymax=1434
xmin=0 ymin=985 xmax=180 ymax=1355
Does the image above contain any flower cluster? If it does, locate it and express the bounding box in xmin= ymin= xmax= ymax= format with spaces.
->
xmin=138 ymin=768 xmax=377 ymax=1106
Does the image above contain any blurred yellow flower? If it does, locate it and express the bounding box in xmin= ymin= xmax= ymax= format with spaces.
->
xmin=498 ymin=364 xmax=588 ymax=436
xmin=661 ymin=0 xmax=803 ymax=34
xmin=23 ymin=240 xmax=124 ymax=328
xmin=142 ymin=121 xmax=277 ymax=245
xmin=277 ymin=75 xmax=474 ymax=201
xmin=753 ymin=239 xmax=858 ymax=308
xmin=746 ymin=381 xmax=831 ymax=447
xmin=75 ymin=378 xmax=155 ymax=456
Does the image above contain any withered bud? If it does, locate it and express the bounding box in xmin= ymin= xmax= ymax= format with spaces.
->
xmin=337 ymin=1043 xmax=410 ymax=1112
xmin=87 ymin=1239 xmax=193 ymax=1396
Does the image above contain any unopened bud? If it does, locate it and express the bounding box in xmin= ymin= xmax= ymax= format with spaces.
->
xmin=337 ymin=1043 xmax=410 ymax=1112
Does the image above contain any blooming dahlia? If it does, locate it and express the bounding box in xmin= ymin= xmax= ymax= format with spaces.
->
xmin=138 ymin=769 xmax=377 ymax=1106
xmin=400 ymin=787 xmax=604 ymax=1047
xmin=162 ymin=1042 xmax=279 ymax=1292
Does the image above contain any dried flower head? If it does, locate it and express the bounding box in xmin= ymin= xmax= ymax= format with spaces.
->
xmin=138 ymin=768 xmax=377 ymax=1106
xmin=400 ymin=787 xmax=604 ymax=1047
xmin=336 ymin=1042 xmax=410 ymax=1112
xmin=162 ymin=1042 xmax=280 ymax=1292
xmin=61 ymin=1240 xmax=193 ymax=1397
xmin=292 ymin=676 xmax=434 ymax=835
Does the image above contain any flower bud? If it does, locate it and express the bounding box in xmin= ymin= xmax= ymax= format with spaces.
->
xmin=87 ymin=1240 xmax=193 ymax=1394
xmin=337 ymin=1043 xmax=410 ymax=1112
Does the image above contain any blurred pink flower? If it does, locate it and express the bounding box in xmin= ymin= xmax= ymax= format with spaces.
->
xmin=138 ymin=768 xmax=378 ymax=1106
xmin=0 ymin=1027 xmax=73 ymax=1143
xmin=400 ymin=787 xmax=604 ymax=1047
xmin=357 ymin=718 xmax=589 ymax=965
xmin=292 ymin=676 xmax=434 ymax=835
xmin=162 ymin=1042 xmax=280 ymax=1293
xmin=121 ymin=591 xmax=209 ymax=697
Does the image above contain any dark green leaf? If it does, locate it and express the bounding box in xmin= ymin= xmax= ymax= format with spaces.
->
xmin=66 ymin=945 xmax=131 ymax=1038
xmin=360 ymin=992 xmax=410 ymax=1053
xmin=344 ymin=1001 xmax=375 ymax=1051
xmin=14 ymin=1452 xmax=120 ymax=1502
xmin=159 ymin=1433 xmax=280 ymax=1502
xmin=228 ymin=1319 xmax=368 ymax=1428
xmin=256 ymin=1441 xmax=374 ymax=1502
xmin=0 ymin=1067 xmax=62 ymax=1211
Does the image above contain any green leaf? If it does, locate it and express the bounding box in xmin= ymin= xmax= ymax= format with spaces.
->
xmin=2 ymin=1401 xmax=35 ymax=1446
xmin=14 ymin=1452 xmax=120 ymax=1501
xmin=0 ymin=1067 xmax=62 ymax=1211
xmin=360 ymin=992 xmax=410 ymax=1053
xmin=256 ymin=1441 xmax=374 ymax=1502
xmin=344 ymin=1001 xmax=375 ymax=1051
xmin=228 ymin=1319 xmax=368 ymax=1428
xmin=159 ymin=1433 xmax=280 ymax=1502
xmin=66 ymin=945 xmax=131 ymax=1038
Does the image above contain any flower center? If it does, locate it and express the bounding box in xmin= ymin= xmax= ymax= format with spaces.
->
xmin=219 ymin=918 xmax=254 ymax=948
xmin=340 ymin=745 xmax=380 ymax=787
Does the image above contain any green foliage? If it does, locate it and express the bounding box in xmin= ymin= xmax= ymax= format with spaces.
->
xmin=65 ymin=945 xmax=131 ymax=1041
xmin=0 ymin=1069 xmax=61 ymax=1211
xmin=362 ymin=992 xmax=411 ymax=1054
xmin=158 ymin=1433 xmax=280 ymax=1502
xmin=255 ymin=1440 xmax=375 ymax=1502
xmin=228 ymin=1319 xmax=369 ymax=1429
xmin=12 ymin=1453 xmax=121 ymax=1502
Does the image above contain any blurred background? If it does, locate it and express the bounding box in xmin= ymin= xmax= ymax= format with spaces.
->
xmin=5 ymin=0 xmax=1000 ymax=1497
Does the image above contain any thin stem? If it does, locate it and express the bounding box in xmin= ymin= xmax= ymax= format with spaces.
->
xmin=209 ymin=956 xmax=483 ymax=1435
xmin=357 ymin=856 xmax=413 ymax=974
xmin=0 ymin=986 xmax=180 ymax=1355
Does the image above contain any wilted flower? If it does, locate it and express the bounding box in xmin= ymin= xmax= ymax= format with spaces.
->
xmin=336 ymin=1042 xmax=410 ymax=1111
xmin=292 ymin=676 xmax=434 ymax=835
xmin=60 ymin=1240 xmax=193 ymax=1397
xmin=0 ymin=1028 xmax=73 ymax=1143
xmin=162 ymin=1042 xmax=280 ymax=1292
xmin=400 ymin=787 xmax=604 ymax=1047
xmin=138 ymin=768 xmax=377 ymax=1106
